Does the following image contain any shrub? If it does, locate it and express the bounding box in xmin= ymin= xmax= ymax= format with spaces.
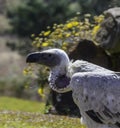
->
xmin=31 ymin=14 xmax=104 ymax=52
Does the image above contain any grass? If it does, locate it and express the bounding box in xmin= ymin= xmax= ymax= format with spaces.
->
xmin=0 ymin=97 xmax=45 ymax=113
xmin=0 ymin=96 xmax=84 ymax=128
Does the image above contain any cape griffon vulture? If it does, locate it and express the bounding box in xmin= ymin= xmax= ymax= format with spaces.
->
xmin=26 ymin=48 xmax=120 ymax=128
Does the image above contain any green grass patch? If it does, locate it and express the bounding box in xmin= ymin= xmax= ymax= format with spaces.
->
xmin=0 ymin=97 xmax=85 ymax=128
xmin=0 ymin=96 xmax=45 ymax=113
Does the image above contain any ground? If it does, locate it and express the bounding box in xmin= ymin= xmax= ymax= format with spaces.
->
xmin=0 ymin=97 xmax=84 ymax=128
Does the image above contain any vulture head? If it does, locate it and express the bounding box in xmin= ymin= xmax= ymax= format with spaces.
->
xmin=26 ymin=49 xmax=71 ymax=93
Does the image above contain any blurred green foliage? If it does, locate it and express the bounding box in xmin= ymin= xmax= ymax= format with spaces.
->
xmin=6 ymin=0 xmax=120 ymax=55
xmin=7 ymin=0 xmax=81 ymax=37
xmin=6 ymin=38 xmax=33 ymax=55
xmin=0 ymin=77 xmax=40 ymax=100
xmin=7 ymin=0 xmax=120 ymax=37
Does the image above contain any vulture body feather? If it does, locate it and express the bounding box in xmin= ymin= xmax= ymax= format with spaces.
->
xmin=26 ymin=48 xmax=120 ymax=128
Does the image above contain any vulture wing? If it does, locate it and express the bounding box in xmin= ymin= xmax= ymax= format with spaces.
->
xmin=70 ymin=72 xmax=120 ymax=127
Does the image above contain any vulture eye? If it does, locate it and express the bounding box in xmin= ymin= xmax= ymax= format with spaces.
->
xmin=48 ymin=54 xmax=52 ymax=57
xmin=42 ymin=53 xmax=53 ymax=59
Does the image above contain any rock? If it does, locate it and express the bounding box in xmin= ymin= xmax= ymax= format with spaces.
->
xmin=96 ymin=7 xmax=120 ymax=54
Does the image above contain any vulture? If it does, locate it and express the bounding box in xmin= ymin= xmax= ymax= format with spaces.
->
xmin=26 ymin=48 xmax=120 ymax=128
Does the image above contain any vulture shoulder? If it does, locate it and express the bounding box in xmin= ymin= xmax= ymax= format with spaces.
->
xmin=68 ymin=60 xmax=113 ymax=77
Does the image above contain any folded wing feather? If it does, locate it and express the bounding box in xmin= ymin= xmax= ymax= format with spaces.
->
xmin=70 ymin=72 xmax=120 ymax=126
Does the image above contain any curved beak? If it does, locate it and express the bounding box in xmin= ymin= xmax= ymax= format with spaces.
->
xmin=26 ymin=52 xmax=41 ymax=63
xmin=26 ymin=50 xmax=61 ymax=67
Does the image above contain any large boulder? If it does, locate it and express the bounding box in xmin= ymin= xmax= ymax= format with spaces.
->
xmin=96 ymin=7 xmax=120 ymax=54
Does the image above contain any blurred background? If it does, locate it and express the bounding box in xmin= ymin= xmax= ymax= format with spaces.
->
xmin=0 ymin=0 xmax=120 ymax=116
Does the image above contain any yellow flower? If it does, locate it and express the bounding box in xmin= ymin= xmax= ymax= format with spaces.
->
xmin=38 ymin=88 xmax=43 ymax=94
xmin=43 ymin=30 xmax=51 ymax=36
xmin=92 ymin=25 xmax=100 ymax=35
xmin=94 ymin=15 xmax=104 ymax=23
xmin=62 ymin=46 xmax=67 ymax=51
xmin=66 ymin=23 xmax=73 ymax=29
xmin=74 ymin=33 xmax=79 ymax=36
xmin=23 ymin=66 xmax=33 ymax=76
xmin=42 ymin=42 xmax=49 ymax=47
xmin=38 ymin=88 xmax=45 ymax=97
xmin=35 ymin=37 xmax=39 ymax=41
xmin=65 ymin=33 xmax=71 ymax=37
xmin=23 ymin=68 xmax=29 ymax=75
xmin=57 ymin=34 xmax=63 ymax=38
xmin=62 ymin=42 xmax=68 ymax=47
xmin=66 ymin=21 xmax=79 ymax=29
xmin=81 ymin=125 xmax=86 ymax=128
xmin=72 ymin=21 xmax=79 ymax=26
